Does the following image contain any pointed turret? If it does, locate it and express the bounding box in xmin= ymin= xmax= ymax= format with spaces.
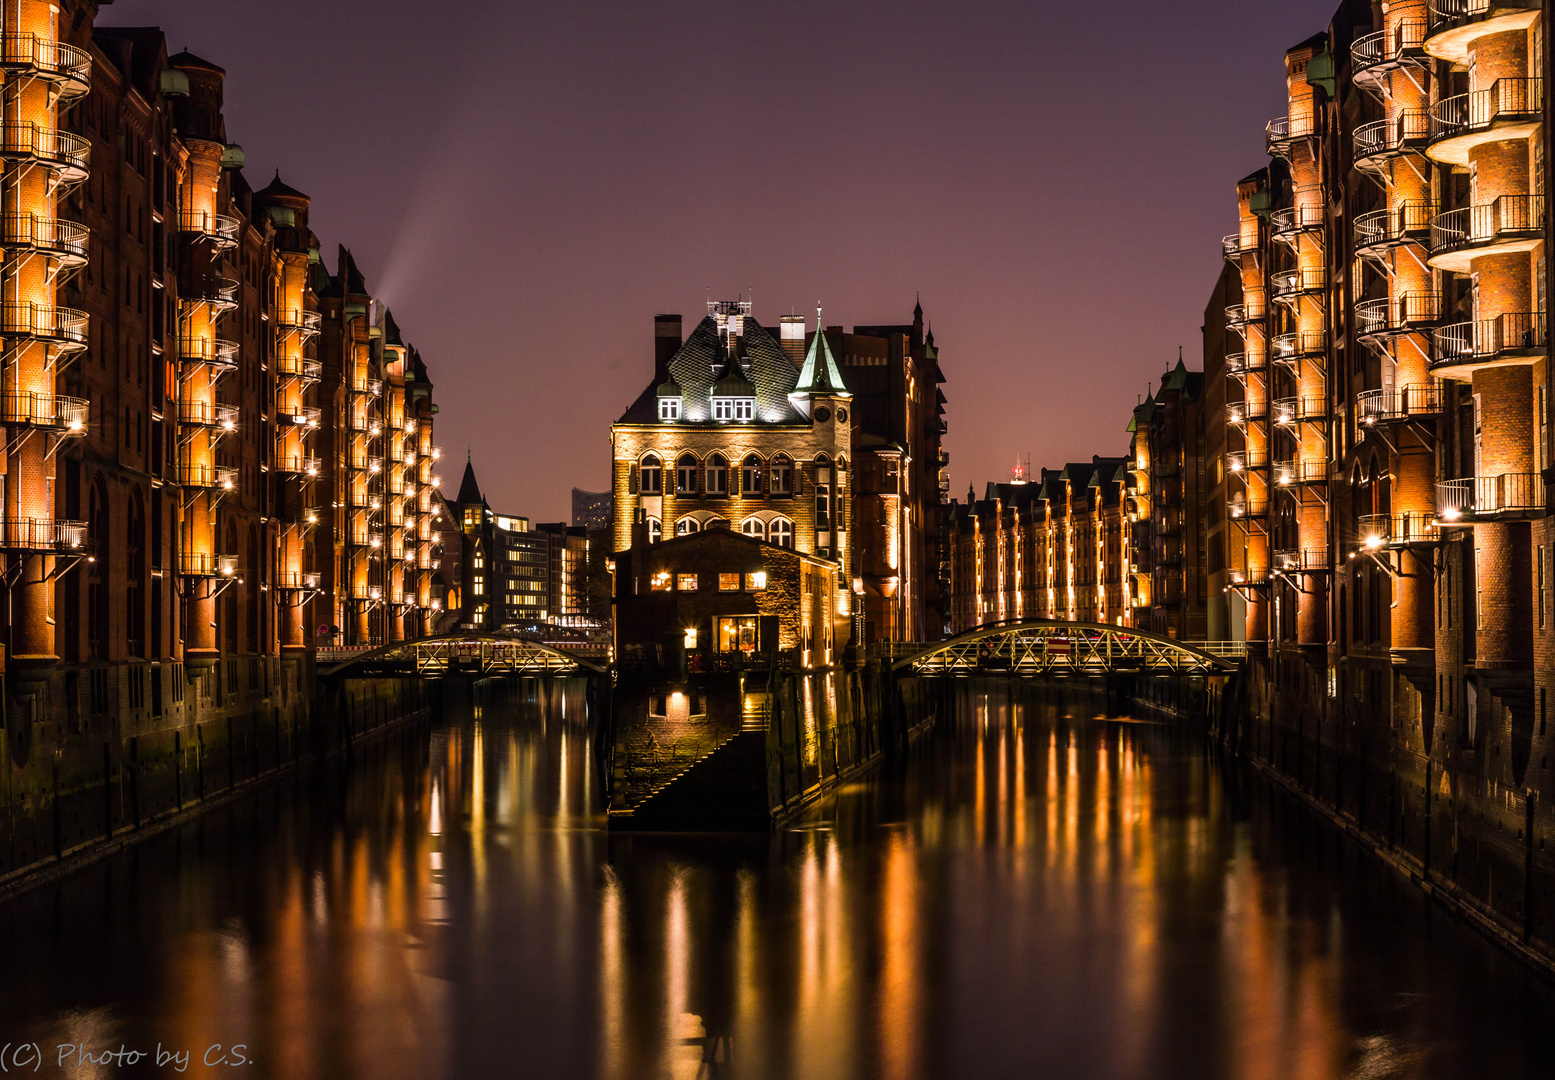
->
xmin=791 ymin=308 xmax=850 ymax=402
xmin=456 ymin=456 xmax=483 ymax=505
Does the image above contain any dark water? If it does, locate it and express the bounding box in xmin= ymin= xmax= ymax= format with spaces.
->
xmin=1 ymin=681 xmax=1552 ymax=1080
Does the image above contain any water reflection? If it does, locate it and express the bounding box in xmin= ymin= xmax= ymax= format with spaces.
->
xmin=0 ymin=681 xmax=1550 ymax=1079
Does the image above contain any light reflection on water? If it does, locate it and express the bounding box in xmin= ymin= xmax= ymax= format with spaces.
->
xmin=0 ymin=680 xmax=1551 ymax=1079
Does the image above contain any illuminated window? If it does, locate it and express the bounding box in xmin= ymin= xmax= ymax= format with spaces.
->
xmin=770 ymin=455 xmax=792 ymax=495
xmin=719 ymin=573 xmax=741 ymax=591
xmin=746 ymin=571 xmax=767 ymax=590
xmin=640 ymin=454 xmax=662 ymax=494
xmin=659 ymin=397 xmax=681 ymax=421
xmin=735 ymin=399 xmax=753 ymax=421
xmin=677 ymin=573 xmax=698 ymax=591
xmin=716 ymin=616 xmax=758 ymax=652
xmin=650 ymin=570 xmax=672 ymax=591
xmin=742 ymin=455 xmax=762 ymax=494
xmin=473 ymin=575 xmax=484 ymax=596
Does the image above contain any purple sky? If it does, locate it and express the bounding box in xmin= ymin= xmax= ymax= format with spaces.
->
xmin=100 ymin=0 xmax=1340 ymax=521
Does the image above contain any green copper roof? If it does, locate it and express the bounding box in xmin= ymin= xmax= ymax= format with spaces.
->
xmin=792 ymin=318 xmax=850 ymax=398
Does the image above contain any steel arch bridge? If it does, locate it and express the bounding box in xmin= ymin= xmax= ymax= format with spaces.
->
xmin=893 ymin=620 xmax=1239 ymax=677
xmin=318 ymin=632 xmax=608 ymax=678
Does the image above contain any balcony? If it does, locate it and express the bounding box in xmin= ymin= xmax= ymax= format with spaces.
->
xmin=1271 ymin=267 xmax=1325 ymax=305
xmin=1225 ymin=349 xmax=1268 ymax=376
xmin=348 ymin=412 xmax=379 ymax=434
xmin=177 ymin=335 xmax=239 ymax=371
xmin=0 ymin=34 xmax=92 ymax=101
xmin=1357 ymin=385 xmax=1443 ymax=426
xmin=1274 ymin=460 xmax=1328 ymax=487
xmin=1272 ymin=330 xmax=1326 ymax=365
xmin=0 ymin=214 xmax=89 ymax=269
xmin=178 ymin=552 xmax=240 ymax=578
xmin=274 ymin=454 xmax=321 ymax=477
xmin=1274 ymin=549 xmax=1330 ymax=573
xmin=1353 ymin=202 xmax=1433 ymax=260
xmin=1273 ymin=397 xmax=1326 ymax=425
xmin=1425 ymin=1 xmax=1541 ymax=65
xmin=275 ymin=308 xmax=322 ymax=339
xmin=178 ymin=209 xmax=241 ymax=248
xmin=1429 ymin=195 xmax=1543 ymax=271
xmin=177 ymin=463 xmax=238 ymax=490
xmin=277 ymin=358 xmax=322 ymax=383
xmin=1356 ymin=511 xmax=1438 ymax=548
xmin=1225 ymin=301 xmax=1266 ymax=330
xmin=1226 ymin=449 xmax=1269 ymax=475
xmin=1266 ymin=112 xmax=1316 ymax=158
xmin=1354 ymin=293 xmax=1440 ymax=342
xmin=0 ymin=122 xmax=89 ymax=184
xmin=275 ymin=571 xmax=322 ymax=592
xmin=1352 ymin=110 xmax=1430 ymax=171
xmin=1228 ymin=498 xmax=1270 ymax=521
xmin=1429 ymin=80 xmax=1542 ymax=165
xmin=1226 ymin=400 xmax=1267 ymax=426
xmin=1 ymin=391 xmax=86 ymax=433
xmin=188 ymin=275 xmax=240 ymax=312
xmin=0 ymin=517 xmax=87 ymax=553
xmin=0 ymin=301 xmax=88 ymax=350
xmin=1432 ymin=312 xmax=1545 ymax=375
xmin=351 ymin=378 xmax=383 ymax=397
xmin=177 ymin=402 xmax=238 ymax=431
xmin=279 ymin=405 xmax=321 ymax=429
xmin=1438 ymin=473 xmax=1545 ymax=521
xmin=1270 ymin=203 xmax=1324 ymax=241
xmin=1351 ymin=19 xmax=1427 ymax=86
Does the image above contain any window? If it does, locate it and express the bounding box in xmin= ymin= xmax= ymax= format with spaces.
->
xmin=770 ymin=455 xmax=792 ymax=495
xmin=713 ymin=397 xmax=753 ymax=421
xmin=716 ymin=616 xmax=758 ymax=652
xmin=713 ymin=399 xmax=733 ymax=421
xmin=659 ymin=396 xmax=680 ymax=421
xmin=719 ymin=573 xmax=741 ymax=591
xmin=815 ymin=485 xmax=831 ymax=530
xmin=735 ymin=399 xmax=753 ymax=421
xmin=741 ymin=518 xmax=766 ymax=541
xmin=675 ymin=517 xmax=700 ymax=536
xmin=641 ymin=454 xmax=662 ymax=494
xmin=650 ymin=570 xmax=672 ymax=591
xmin=770 ymin=518 xmax=794 ymax=548
xmin=473 ymin=575 xmax=484 ymax=596
xmin=742 ymin=455 xmax=762 ymax=495
xmin=677 ymin=573 xmax=698 ymax=591
xmin=676 ymin=454 xmax=698 ymax=495
xmin=746 ymin=571 xmax=767 ymax=590
xmin=1541 ymin=545 xmax=1547 ymax=630
xmin=647 ymin=517 xmax=662 ymax=543
xmin=707 ymin=454 xmax=728 ymax=495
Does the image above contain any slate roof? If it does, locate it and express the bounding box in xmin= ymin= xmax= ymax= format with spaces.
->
xmin=456 ymin=460 xmax=483 ymax=505
xmin=618 ymin=315 xmax=806 ymax=424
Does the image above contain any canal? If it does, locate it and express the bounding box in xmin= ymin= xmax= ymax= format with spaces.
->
xmin=0 ymin=680 xmax=1551 ymax=1079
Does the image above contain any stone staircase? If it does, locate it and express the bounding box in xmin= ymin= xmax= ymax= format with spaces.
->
xmin=617 ymin=698 xmax=771 ymax=831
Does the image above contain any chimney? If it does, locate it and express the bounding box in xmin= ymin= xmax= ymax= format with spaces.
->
xmin=779 ymin=315 xmax=806 ymax=363
xmin=654 ymin=314 xmax=682 ymax=380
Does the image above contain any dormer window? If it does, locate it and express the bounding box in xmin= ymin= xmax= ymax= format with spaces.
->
xmin=659 ymin=397 xmax=681 ymax=421
xmin=712 ymin=397 xmax=754 ymax=422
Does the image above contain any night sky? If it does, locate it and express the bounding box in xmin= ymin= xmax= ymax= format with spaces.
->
xmin=99 ymin=0 xmax=1340 ymax=521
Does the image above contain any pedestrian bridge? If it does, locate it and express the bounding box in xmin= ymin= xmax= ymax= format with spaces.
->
xmin=318 ymin=632 xmax=608 ymax=678
xmin=891 ymin=620 xmax=1242 ymax=677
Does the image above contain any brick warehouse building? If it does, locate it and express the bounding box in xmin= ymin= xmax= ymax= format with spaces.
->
xmin=0 ymin=6 xmax=444 ymax=733
xmin=610 ymin=299 xmax=949 ymax=653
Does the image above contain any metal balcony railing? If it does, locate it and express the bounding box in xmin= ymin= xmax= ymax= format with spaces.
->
xmin=189 ymin=275 xmax=240 ymax=309
xmin=277 ymin=357 xmax=323 ymax=382
xmin=1351 ymin=19 xmax=1427 ymax=79
xmin=177 ymin=402 xmax=238 ymax=430
xmin=1356 ymin=385 xmax=1443 ymax=424
xmin=1272 ymin=397 xmax=1326 ymax=425
xmin=177 ymin=336 xmax=239 ymax=369
xmin=1274 ymin=460 xmax=1328 ymax=487
xmin=275 ymin=571 xmax=322 ymax=591
xmin=1357 ymin=511 xmax=1438 ymax=547
xmin=1225 ymin=350 xmax=1268 ymax=376
xmin=177 ymin=552 xmax=240 ymax=578
xmin=1428 ymin=0 xmax=1541 ymax=37
xmin=178 ymin=209 xmax=241 ymax=246
xmin=0 ymin=301 xmax=88 ymax=348
xmin=1438 ymin=473 xmax=1545 ymax=519
xmin=351 ymin=377 xmax=383 ymax=397
xmin=1353 ymin=109 xmax=1430 ymax=167
xmin=0 ymin=517 xmax=87 ymax=552
xmin=1433 ymin=311 xmax=1546 ymax=368
xmin=177 ymin=463 xmax=238 ymax=490
xmin=279 ymin=405 xmax=321 ymax=428
xmin=1354 ymin=293 xmax=1440 ymax=339
xmin=1226 ymin=400 xmax=1267 ymax=426
xmin=1270 ymin=203 xmax=1324 ymax=238
xmin=1432 ymin=79 xmax=1542 ymax=146
xmin=0 ymin=214 xmax=89 ymax=265
xmin=0 ymin=122 xmax=89 ymax=179
xmin=275 ymin=308 xmax=322 ymax=337
xmin=1226 ymin=449 xmax=1269 ymax=474
xmin=1 ymin=391 xmax=86 ymax=432
xmin=274 ymin=454 xmax=321 ymax=477
xmin=1266 ymin=111 xmax=1317 ymax=157
xmin=1274 ymin=549 xmax=1330 ymax=573
xmin=349 ymin=412 xmax=378 ymax=433
xmin=1225 ymin=301 xmax=1266 ymax=327
xmin=1271 ymin=267 xmax=1326 ymax=303
xmin=1430 ymin=196 xmax=1544 ymax=259
xmin=0 ymin=35 xmax=92 ymax=98
xmin=1228 ymin=498 xmax=1270 ymax=521
xmin=1272 ymin=330 xmax=1326 ymax=362
xmin=1353 ymin=202 xmax=1433 ymax=257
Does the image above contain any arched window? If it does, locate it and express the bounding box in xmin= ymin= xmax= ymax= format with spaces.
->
xmin=741 ymin=518 xmax=766 ymax=541
xmin=640 ymin=454 xmax=662 ymax=495
xmin=675 ymin=517 xmax=700 ymax=536
xmin=769 ymin=518 xmax=794 ymax=549
xmin=741 ymin=455 xmax=762 ymax=495
xmin=706 ymin=453 xmax=728 ymax=496
xmin=676 ymin=454 xmax=698 ymax=495
xmin=646 ymin=517 xmax=662 ymax=543
xmin=770 ymin=455 xmax=792 ymax=495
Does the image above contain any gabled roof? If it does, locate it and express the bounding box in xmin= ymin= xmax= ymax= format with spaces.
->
xmin=792 ymin=324 xmax=849 ymax=398
xmin=617 ymin=315 xmax=804 ymax=424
